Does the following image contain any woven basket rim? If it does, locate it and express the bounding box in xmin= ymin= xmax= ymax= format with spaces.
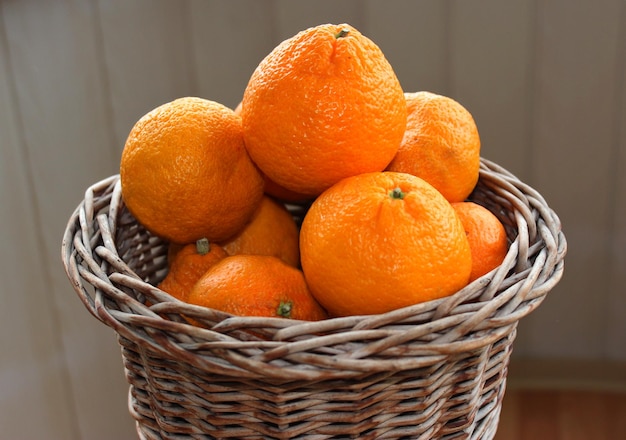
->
xmin=61 ymin=157 xmax=566 ymax=381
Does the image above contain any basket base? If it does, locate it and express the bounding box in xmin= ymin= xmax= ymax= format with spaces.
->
xmin=129 ymin=381 xmax=505 ymax=440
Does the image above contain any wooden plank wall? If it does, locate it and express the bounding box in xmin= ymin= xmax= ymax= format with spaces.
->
xmin=0 ymin=1 xmax=624 ymax=438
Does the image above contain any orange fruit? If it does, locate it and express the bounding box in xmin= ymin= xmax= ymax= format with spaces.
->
xmin=218 ymin=196 xmax=301 ymax=267
xmin=300 ymin=171 xmax=472 ymax=317
xmin=120 ymin=97 xmax=265 ymax=244
xmin=158 ymin=239 xmax=227 ymax=302
xmin=263 ymin=175 xmax=313 ymax=203
xmin=452 ymin=201 xmax=509 ymax=282
xmin=241 ymin=23 xmax=407 ymax=197
xmin=386 ymin=91 xmax=481 ymax=203
xmin=187 ymin=255 xmax=328 ymax=320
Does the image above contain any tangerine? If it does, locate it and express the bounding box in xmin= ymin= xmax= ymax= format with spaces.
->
xmin=157 ymin=239 xmax=227 ymax=302
xmin=241 ymin=23 xmax=407 ymax=197
xmin=452 ymin=201 xmax=509 ymax=281
xmin=386 ymin=91 xmax=480 ymax=203
xmin=120 ymin=97 xmax=264 ymax=244
xmin=300 ymin=171 xmax=472 ymax=317
xmin=263 ymin=175 xmax=313 ymax=203
xmin=218 ymin=196 xmax=301 ymax=267
xmin=187 ymin=255 xmax=328 ymax=320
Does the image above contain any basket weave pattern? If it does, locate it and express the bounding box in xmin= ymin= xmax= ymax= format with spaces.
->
xmin=62 ymin=159 xmax=566 ymax=439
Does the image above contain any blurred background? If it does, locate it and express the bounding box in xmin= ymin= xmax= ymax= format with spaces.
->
xmin=1 ymin=0 xmax=625 ymax=439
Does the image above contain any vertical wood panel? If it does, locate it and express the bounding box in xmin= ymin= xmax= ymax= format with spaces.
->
xmin=364 ymin=0 xmax=449 ymax=96
xmin=522 ymin=0 xmax=623 ymax=359
xmin=97 ymin=0 xmax=197 ymax=156
xmin=189 ymin=0 xmax=276 ymax=109
xmin=0 ymin=5 xmax=78 ymax=439
xmin=449 ymin=0 xmax=535 ymax=180
xmin=606 ymin=0 xmax=626 ymax=360
xmin=2 ymin=0 xmax=134 ymax=438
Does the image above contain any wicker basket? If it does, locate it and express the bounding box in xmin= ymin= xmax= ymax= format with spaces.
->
xmin=62 ymin=158 xmax=566 ymax=439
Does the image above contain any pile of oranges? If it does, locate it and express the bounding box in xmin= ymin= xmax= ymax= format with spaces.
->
xmin=119 ymin=24 xmax=509 ymax=322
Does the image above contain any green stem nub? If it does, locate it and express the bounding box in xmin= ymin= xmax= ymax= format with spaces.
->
xmin=196 ymin=238 xmax=210 ymax=255
xmin=277 ymin=301 xmax=293 ymax=319
xmin=335 ymin=28 xmax=350 ymax=39
xmin=390 ymin=187 xmax=406 ymax=200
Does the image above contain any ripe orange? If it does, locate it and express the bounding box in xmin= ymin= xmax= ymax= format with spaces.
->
xmin=300 ymin=171 xmax=472 ymax=317
xmin=218 ymin=196 xmax=301 ymax=267
xmin=222 ymin=101 xmax=313 ymax=202
xmin=452 ymin=201 xmax=509 ymax=282
xmin=157 ymin=239 xmax=227 ymax=302
xmin=187 ymin=255 xmax=328 ymax=320
xmin=120 ymin=97 xmax=265 ymax=244
xmin=386 ymin=91 xmax=481 ymax=203
xmin=263 ymin=175 xmax=313 ymax=203
xmin=241 ymin=23 xmax=407 ymax=197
